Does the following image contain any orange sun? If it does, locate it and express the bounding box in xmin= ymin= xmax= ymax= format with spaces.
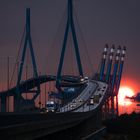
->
xmin=118 ymin=87 xmax=135 ymax=106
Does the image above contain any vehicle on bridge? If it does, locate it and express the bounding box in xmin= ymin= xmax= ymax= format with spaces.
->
xmin=46 ymin=101 xmax=59 ymax=112
xmin=80 ymin=76 xmax=89 ymax=82
xmin=87 ymin=97 xmax=94 ymax=105
xmin=64 ymin=87 xmax=76 ymax=93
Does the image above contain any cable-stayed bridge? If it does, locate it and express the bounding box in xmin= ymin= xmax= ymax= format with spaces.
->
xmin=0 ymin=0 xmax=126 ymax=139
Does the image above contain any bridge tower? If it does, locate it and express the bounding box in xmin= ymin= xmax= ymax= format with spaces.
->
xmin=56 ymin=0 xmax=83 ymax=89
xmin=14 ymin=8 xmax=40 ymax=112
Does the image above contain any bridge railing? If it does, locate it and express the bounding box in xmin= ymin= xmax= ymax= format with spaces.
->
xmin=81 ymin=126 xmax=106 ymax=140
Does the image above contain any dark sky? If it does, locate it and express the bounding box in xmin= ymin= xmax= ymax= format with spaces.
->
xmin=0 ymin=0 xmax=140 ymax=92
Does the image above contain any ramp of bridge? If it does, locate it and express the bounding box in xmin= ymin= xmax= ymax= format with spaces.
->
xmin=0 ymin=111 xmax=100 ymax=140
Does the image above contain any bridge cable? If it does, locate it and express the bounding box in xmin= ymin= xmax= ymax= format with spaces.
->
xmin=70 ymin=34 xmax=75 ymax=76
xmin=73 ymin=8 xmax=94 ymax=76
xmin=45 ymin=8 xmax=67 ymax=75
xmin=9 ymin=26 xmax=26 ymax=88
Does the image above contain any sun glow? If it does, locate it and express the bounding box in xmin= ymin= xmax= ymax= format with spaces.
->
xmin=118 ymin=87 xmax=135 ymax=106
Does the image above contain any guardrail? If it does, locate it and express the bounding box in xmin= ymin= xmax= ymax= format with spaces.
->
xmin=81 ymin=126 xmax=106 ymax=140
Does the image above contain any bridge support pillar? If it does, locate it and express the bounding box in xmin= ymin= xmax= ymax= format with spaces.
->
xmin=14 ymin=95 xmax=18 ymax=112
xmin=14 ymin=94 xmax=22 ymax=112
xmin=1 ymin=95 xmax=6 ymax=112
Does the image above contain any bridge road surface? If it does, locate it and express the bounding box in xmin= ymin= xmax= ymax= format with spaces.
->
xmin=59 ymin=80 xmax=108 ymax=113
xmin=73 ymin=81 xmax=108 ymax=112
xmin=0 ymin=80 xmax=108 ymax=140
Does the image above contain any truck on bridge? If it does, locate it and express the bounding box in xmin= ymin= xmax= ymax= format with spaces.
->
xmin=46 ymin=100 xmax=60 ymax=113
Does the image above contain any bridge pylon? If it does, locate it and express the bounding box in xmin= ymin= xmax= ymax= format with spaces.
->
xmin=14 ymin=8 xmax=40 ymax=112
xmin=56 ymin=0 xmax=83 ymax=90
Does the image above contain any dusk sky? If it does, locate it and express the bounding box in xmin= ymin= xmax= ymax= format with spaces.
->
xmin=0 ymin=0 xmax=140 ymax=93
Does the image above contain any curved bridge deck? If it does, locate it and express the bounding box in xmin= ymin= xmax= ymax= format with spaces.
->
xmin=0 ymin=110 xmax=102 ymax=140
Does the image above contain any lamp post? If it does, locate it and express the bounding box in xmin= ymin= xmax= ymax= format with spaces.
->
xmin=7 ymin=56 xmax=9 ymax=112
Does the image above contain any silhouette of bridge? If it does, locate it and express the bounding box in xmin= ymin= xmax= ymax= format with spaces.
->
xmin=0 ymin=0 xmax=126 ymax=139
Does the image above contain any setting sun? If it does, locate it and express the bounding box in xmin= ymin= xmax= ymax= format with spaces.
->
xmin=118 ymin=87 xmax=135 ymax=106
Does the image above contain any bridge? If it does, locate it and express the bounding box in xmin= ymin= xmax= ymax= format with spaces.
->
xmin=0 ymin=0 xmax=126 ymax=139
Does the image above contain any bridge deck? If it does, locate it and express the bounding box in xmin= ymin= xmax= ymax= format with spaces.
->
xmin=0 ymin=111 xmax=100 ymax=140
xmin=60 ymin=80 xmax=108 ymax=112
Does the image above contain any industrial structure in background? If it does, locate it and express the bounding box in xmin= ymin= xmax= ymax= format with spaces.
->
xmin=0 ymin=0 xmax=126 ymax=139
xmin=97 ymin=44 xmax=126 ymax=117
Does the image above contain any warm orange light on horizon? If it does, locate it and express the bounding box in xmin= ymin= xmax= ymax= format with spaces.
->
xmin=118 ymin=87 xmax=135 ymax=106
